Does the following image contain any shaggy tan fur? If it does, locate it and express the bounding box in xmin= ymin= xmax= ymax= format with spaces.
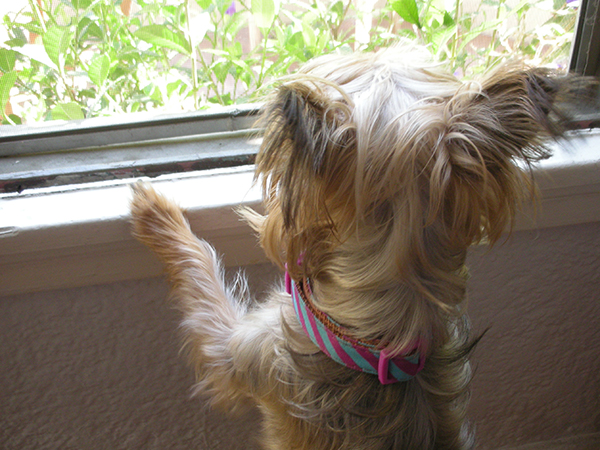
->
xmin=130 ymin=47 xmax=596 ymax=449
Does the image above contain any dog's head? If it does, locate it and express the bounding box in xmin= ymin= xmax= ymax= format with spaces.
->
xmin=249 ymin=47 xmax=593 ymax=310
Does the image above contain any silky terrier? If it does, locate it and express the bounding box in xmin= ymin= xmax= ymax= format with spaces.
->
xmin=130 ymin=47 xmax=595 ymax=449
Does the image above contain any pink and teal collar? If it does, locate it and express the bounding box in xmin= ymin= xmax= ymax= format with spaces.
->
xmin=285 ymin=272 xmax=426 ymax=384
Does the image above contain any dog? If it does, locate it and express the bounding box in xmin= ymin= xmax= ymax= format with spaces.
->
xmin=130 ymin=47 xmax=595 ymax=449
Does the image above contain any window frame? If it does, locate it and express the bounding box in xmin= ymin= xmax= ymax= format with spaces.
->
xmin=0 ymin=104 xmax=260 ymax=194
xmin=570 ymin=0 xmax=600 ymax=77
xmin=0 ymin=0 xmax=599 ymax=194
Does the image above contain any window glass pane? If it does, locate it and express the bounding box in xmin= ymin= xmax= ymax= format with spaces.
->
xmin=0 ymin=0 xmax=581 ymax=127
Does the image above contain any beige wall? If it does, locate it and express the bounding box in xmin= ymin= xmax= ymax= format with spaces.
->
xmin=1 ymin=221 xmax=599 ymax=449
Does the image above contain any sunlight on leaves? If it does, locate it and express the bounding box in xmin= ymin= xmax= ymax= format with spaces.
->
xmin=391 ymin=0 xmax=421 ymax=27
xmin=251 ymin=0 xmax=278 ymax=29
xmin=134 ymin=25 xmax=192 ymax=55
xmin=88 ymin=54 xmax=110 ymax=88
xmin=0 ymin=0 xmax=579 ymax=124
xmin=0 ymin=71 xmax=18 ymax=119
xmin=43 ymin=26 xmax=74 ymax=69
xmin=51 ymin=102 xmax=85 ymax=121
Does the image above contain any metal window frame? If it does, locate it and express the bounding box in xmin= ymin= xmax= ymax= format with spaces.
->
xmin=570 ymin=0 xmax=600 ymax=77
xmin=0 ymin=105 xmax=261 ymax=194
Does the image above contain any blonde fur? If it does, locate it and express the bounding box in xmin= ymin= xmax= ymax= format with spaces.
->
xmin=130 ymin=47 xmax=596 ymax=449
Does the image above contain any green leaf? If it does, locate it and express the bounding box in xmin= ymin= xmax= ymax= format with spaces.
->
xmin=134 ymin=25 xmax=191 ymax=55
xmin=78 ymin=17 xmax=104 ymax=42
xmin=12 ymin=27 xmax=28 ymax=44
xmin=166 ymin=79 xmax=184 ymax=97
xmin=301 ymin=17 xmax=317 ymax=48
xmin=203 ymin=48 xmax=229 ymax=57
xmin=79 ymin=88 xmax=96 ymax=99
xmin=288 ymin=30 xmax=305 ymax=49
xmin=273 ymin=25 xmax=286 ymax=46
xmin=211 ymin=60 xmax=230 ymax=84
xmin=216 ymin=0 xmax=232 ymax=14
xmin=143 ymin=83 xmax=163 ymax=103
xmin=43 ymin=26 xmax=74 ymax=68
xmin=51 ymin=102 xmax=85 ymax=121
xmin=251 ymin=0 xmax=276 ymax=29
xmin=195 ymin=0 xmax=212 ymax=10
xmin=230 ymin=57 xmax=251 ymax=74
xmin=331 ymin=1 xmax=345 ymax=18
xmin=5 ymin=38 xmax=27 ymax=48
xmin=3 ymin=114 xmax=22 ymax=125
xmin=227 ymin=41 xmax=243 ymax=59
xmin=72 ymin=0 xmax=93 ymax=9
xmin=16 ymin=21 xmax=45 ymax=36
xmin=0 ymin=49 xmax=17 ymax=73
xmin=390 ymin=0 xmax=421 ymax=28
xmin=443 ymin=11 xmax=455 ymax=27
xmin=0 ymin=71 xmax=18 ymax=118
xmin=554 ymin=0 xmax=569 ymax=9
xmin=88 ymin=54 xmax=110 ymax=87
xmin=431 ymin=24 xmax=457 ymax=55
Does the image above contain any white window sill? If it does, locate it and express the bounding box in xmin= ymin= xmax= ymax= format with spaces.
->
xmin=1 ymin=130 xmax=599 ymax=297
xmin=0 ymin=166 xmax=263 ymax=296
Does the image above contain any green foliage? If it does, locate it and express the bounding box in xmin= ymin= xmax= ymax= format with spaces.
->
xmin=251 ymin=0 xmax=278 ymax=29
xmin=134 ymin=25 xmax=191 ymax=54
xmin=0 ymin=71 xmax=18 ymax=118
xmin=391 ymin=0 xmax=421 ymax=27
xmin=0 ymin=0 xmax=578 ymax=124
xmin=51 ymin=101 xmax=84 ymax=120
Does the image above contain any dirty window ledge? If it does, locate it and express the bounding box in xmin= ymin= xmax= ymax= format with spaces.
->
xmin=0 ymin=166 xmax=263 ymax=296
xmin=0 ymin=130 xmax=599 ymax=297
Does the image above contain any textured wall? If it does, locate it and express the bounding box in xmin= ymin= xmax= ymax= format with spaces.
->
xmin=0 ymin=264 xmax=277 ymax=450
xmin=1 ymin=222 xmax=598 ymax=449
xmin=467 ymin=222 xmax=600 ymax=449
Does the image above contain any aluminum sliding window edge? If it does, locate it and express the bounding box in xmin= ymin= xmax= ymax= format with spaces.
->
xmin=0 ymin=105 xmax=262 ymax=194
xmin=0 ymin=103 xmax=261 ymax=155
xmin=570 ymin=0 xmax=600 ymax=77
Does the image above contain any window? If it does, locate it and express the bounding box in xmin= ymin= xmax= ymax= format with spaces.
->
xmin=570 ymin=0 xmax=600 ymax=76
xmin=0 ymin=0 xmax=598 ymax=195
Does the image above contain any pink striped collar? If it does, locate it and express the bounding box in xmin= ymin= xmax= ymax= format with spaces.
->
xmin=285 ymin=272 xmax=426 ymax=384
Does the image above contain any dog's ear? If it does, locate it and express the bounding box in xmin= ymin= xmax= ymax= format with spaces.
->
xmin=430 ymin=67 xmax=597 ymax=246
xmin=252 ymin=79 xmax=356 ymax=273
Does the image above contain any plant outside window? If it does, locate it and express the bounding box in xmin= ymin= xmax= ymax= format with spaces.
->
xmin=0 ymin=0 xmax=580 ymax=126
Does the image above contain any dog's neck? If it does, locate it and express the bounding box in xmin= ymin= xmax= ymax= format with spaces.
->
xmin=298 ymin=244 xmax=469 ymax=354
xmin=285 ymin=271 xmax=427 ymax=384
